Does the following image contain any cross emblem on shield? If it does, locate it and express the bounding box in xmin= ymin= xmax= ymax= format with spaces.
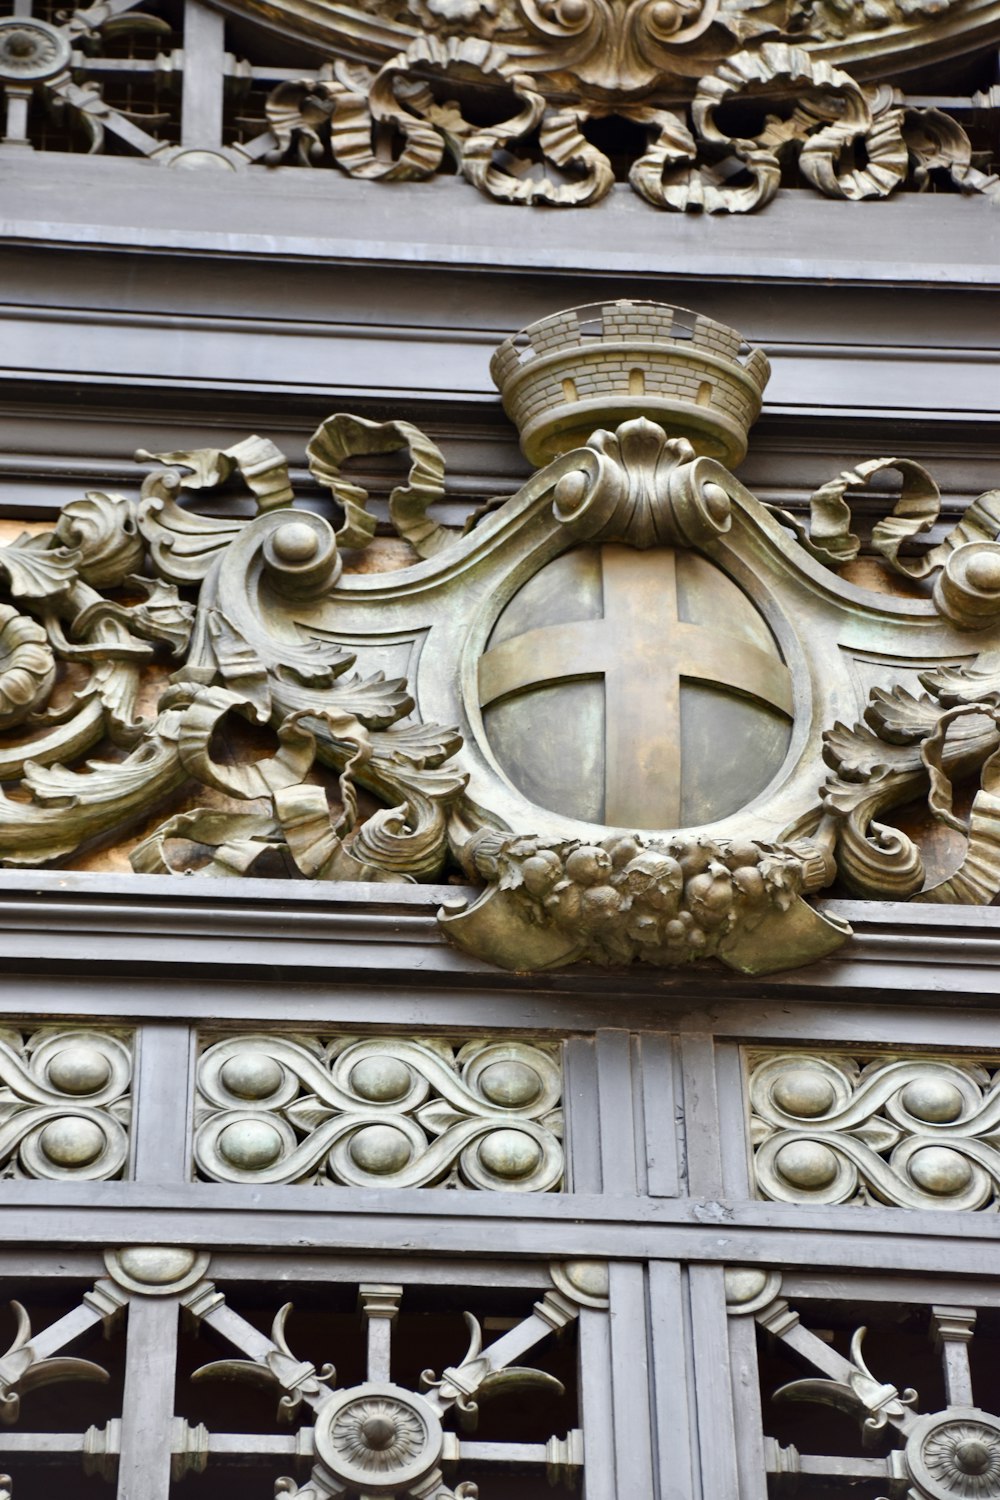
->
xmin=479 ymin=544 xmax=794 ymax=830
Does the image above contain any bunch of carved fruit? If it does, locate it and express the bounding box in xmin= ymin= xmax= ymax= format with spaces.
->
xmin=472 ymin=830 xmax=809 ymax=964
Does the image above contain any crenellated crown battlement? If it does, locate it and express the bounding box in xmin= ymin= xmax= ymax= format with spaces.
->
xmin=490 ymin=300 xmax=771 ymax=469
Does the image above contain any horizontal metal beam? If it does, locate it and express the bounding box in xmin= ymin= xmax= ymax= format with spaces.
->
xmin=0 ymin=1184 xmax=996 ymax=1275
xmin=1 ymin=872 xmax=999 ymax=1007
xmin=1 ymin=159 xmax=998 ymax=288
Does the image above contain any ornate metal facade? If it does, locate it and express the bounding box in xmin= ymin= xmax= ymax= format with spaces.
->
xmin=0 ymin=0 xmax=999 ymax=1493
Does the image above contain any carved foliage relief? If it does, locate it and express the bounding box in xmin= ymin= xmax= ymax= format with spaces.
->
xmin=0 ymin=1029 xmax=132 ymax=1182
xmin=195 ymin=1034 xmax=564 ymax=1190
xmin=748 ymin=1050 xmax=1000 ymax=1210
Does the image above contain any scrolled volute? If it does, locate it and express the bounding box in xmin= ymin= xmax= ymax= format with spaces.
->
xmin=818 ymin=661 xmax=1000 ymax=903
xmin=550 ymin=420 xmax=732 ymax=549
xmin=54 ymin=491 xmax=144 ymax=588
xmin=0 ymin=605 xmax=56 ymax=731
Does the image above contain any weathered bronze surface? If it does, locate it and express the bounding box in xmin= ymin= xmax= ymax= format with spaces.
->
xmin=480 ymin=544 xmax=792 ymax=828
xmin=1 ymin=301 xmax=999 ymax=976
xmin=5 ymin=0 xmax=996 ymax=212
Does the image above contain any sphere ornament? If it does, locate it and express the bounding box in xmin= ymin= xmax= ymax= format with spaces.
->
xmin=907 ymin=1145 xmax=974 ymax=1197
xmin=19 ymin=1105 xmax=128 ymax=1181
xmin=460 ymin=1121 xmax=563 ymax=1192
xmin=347 ymin=1123 xmax=414 ymax=1175
xmin=905 ymin=1410 xmax=1000 ymax=1500
xmin=29 ymin=1030 xmax=132 ymax=1107
xmin=197 ymin=1037 xmax=301 ymax=1113
xmin=774 ymin=1139 xmax=840 ymax=1190
xmin=461 ymin=1041 xmax=562 ymax=1117
xmin=38 ymin=1116 xmax=105 ymax=1168
xmin=314 ymin=1383 xmax=443 ymax=1495
xmin=770 ymin=1067 xmax=837 ymax=1119
xmin=900 ymin=1077 xmax=965 ymax=1124
xmin=0 ymin=17 xmax=71 ymax=81
xmin=550 ymin=1259 xmax=610 ymax=1307
xmin=262 ymin=511 xmax=340 ymax=597
xmin=477 ymin=1127 xmax=543 ymax=1180
xmin=105 ymin=1247 xmax=212 ymax=1295
xmin=45 ymin=1044 xmax=113 ymax=1096
xmin=349 ymin=1055 xmax=413 ymax=1104
xmin=219 ymin=1052 xmax=285 ymax=1101
xmin=217 ymin=1117 xmax=284 ymax=1170
xmin=196 ymin=1107 xmax=301 ymax=1182
xmin=723 ymin=1267 xmax=783 ymax=1314
xmin=935 ymin=543 xmax=1000 ymax=629
xmin=478 ymin=1058 xmax=543 ymax=1108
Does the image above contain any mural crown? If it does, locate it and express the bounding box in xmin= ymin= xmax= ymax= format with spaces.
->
xmin=489 ymin=299 xmax=771 ymax=467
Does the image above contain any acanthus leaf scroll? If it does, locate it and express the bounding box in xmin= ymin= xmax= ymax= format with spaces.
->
xmin=2 ymin=299 xmax=1000 ymax=978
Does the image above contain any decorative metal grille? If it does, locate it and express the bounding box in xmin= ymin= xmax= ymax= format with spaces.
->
xmin=0 ymin=1250 xmax=598 ymax=1497
xmin=727 ymin=1268 xmax=1000 ymax=1499
xmin=747 ymin=1049 xmax=1000 ymax=1210
xmin=195 ymin=1034 xmax=564 ymax=1193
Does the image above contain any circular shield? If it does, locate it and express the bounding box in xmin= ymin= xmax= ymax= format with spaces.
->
xmin=479 ymin=544 xmax=792 ymax=830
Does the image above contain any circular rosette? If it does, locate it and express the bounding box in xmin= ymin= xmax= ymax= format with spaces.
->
xmin=0 ymin=17 xmax=71 ymax=81
xmin=314 ymin=1382 xmax=443 ymax=1495
xmin=935 ymin=544 xmax=1000 ymax=630
xmin=0 ymin=604 xmax=56 ymax=731
xmin=262 ymin=512 xmax=341 ymax=599
xmin=889 ymin=1138 xmax=994 ymax=1211
xmin=197 ymin=1036 xmax=306 ymax=1113
xmin=905 ymin=1410 xmax=1000 ymax=1500
xmin=329 ymin=1040 xmax=432 ymax=1114
xmin=28 ymin=1031 xmax=132 ymax=1107
xmin=195 ymin=1110 xmax=299 ymax=1180
xmin=881 ymin=1063 xmax=985 ymax=1132
xmin=328 ymin=1115 xmax=430 ymax=1185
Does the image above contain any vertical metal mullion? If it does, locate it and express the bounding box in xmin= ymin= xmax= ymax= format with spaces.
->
xmin=595 ymin=1029 xmax=638 ymax=1196
xmin=116 ymin=1297 xmax=179 ymax=1500
xmin=648 ymin=1259 xmax=695 ymax=1500
xmin=563 ymin=1035 xmax=602 ymax=1194
xmin=679 ymin=1034 xmax=723 ymax=1199
xmin=688 ymin=1264 xmax=741 ymax=1500
xmin=579 ymin=1304 xmax=615 ymax=1500
xmin=715 ymin=1042 xmax=754 ymax=1198
xmin=728 ymin=1308 xmax=768 ymax=1500
xmin=636 ymin=1031 xmax=679 ymax=1197
xmin=180 ymin=0 xmax=226 ymax=149
xmin=608 ymin=1261 xmax=656 ymax=1494
xmin=131 ymin=1023 xmax=196 ymax=1184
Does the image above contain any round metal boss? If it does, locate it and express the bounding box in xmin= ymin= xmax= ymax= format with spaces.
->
xmin=905 ymin=1409 xmax=1000 ymax=1500
xmin=314 ymin=1382 xmax=443 ymax=1494
xmin=0 ymin=18 xmax=71 ymax=81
